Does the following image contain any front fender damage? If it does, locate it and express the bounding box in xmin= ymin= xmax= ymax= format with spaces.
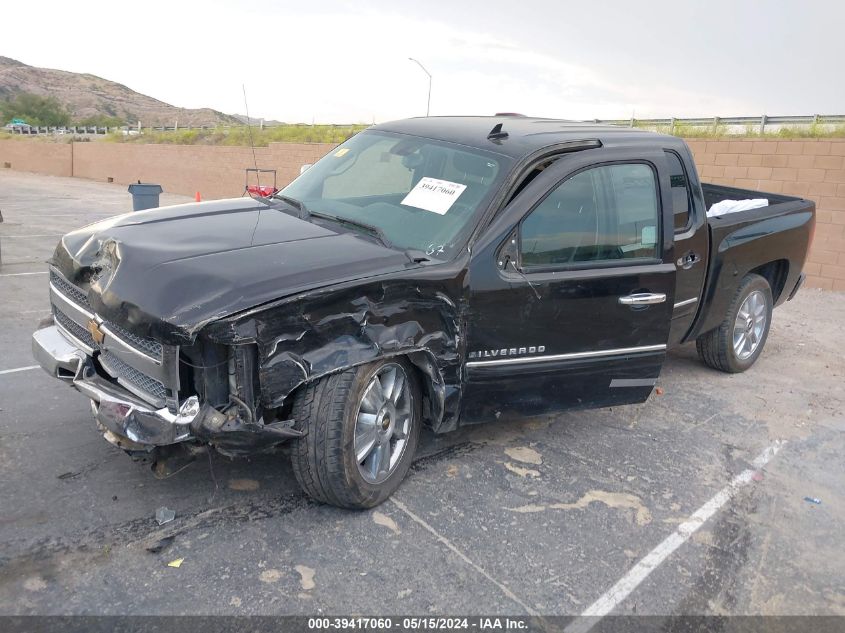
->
xmin=205 ymin=279 xmax=464 ymax=433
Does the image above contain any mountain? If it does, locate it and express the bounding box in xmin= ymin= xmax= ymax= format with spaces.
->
xmin=230 ymin=114 xmax=287 ymax=126
xmin=0 ymin=56 xmax=241 ymax=127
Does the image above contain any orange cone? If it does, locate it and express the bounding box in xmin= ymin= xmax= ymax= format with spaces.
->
xmin=195 ymin=191 xmax=201 ymax=202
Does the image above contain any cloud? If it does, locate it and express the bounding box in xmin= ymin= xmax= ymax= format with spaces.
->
xmin=2 ymin=1 xmax=758 ymax=123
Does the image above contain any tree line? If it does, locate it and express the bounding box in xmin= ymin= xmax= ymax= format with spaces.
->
xmin=1 ymin=93 xmax=125 ymax=128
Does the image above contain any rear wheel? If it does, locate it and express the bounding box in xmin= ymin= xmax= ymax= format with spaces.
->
xmin=290 ymin=358 xmax=421 ymax=509
xmin=696 ymin=273 xmax=773 ymax=373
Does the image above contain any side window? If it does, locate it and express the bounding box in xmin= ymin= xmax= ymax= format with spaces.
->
xmin=520 ymin=163 xmax=659 ymax=267
xmin=664 ymin=150 xmax=692 ymax=231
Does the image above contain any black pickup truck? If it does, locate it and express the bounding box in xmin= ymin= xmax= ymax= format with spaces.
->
xmin=32 ymin=116 xmax=815 ymax=508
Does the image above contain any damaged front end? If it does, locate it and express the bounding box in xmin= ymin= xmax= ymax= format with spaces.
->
xmin=33 ymin=196 xmax=466 ymax=469
xmin=32 ymin=268 xmax=304 ymax=465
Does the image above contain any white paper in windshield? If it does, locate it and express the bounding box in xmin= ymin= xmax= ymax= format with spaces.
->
xmin=401 ymin=177 xmax=467 ymax=215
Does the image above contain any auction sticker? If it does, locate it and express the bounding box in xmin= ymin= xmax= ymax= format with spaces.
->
xmin=401 ymin=177 xmax=467 ymax=215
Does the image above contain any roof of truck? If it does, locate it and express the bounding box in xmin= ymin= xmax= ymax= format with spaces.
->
xmin=372 ymin=115 xmax=681 ymax=160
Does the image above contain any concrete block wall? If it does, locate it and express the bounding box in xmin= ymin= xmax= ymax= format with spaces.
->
xmin=70 ymin=141 xmax=336 ymax=200
xmin=685 ymin=139 xmax=845 ymax=290
xmin=1 ymin=137 xmax=844 ymax=289
xmin=0 ymin=140 xmax=72 ymax=177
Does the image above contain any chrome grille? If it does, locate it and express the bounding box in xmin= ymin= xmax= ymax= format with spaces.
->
xmin=49 ymin=271 xmax=162 ymax=360
xmin=50 ymin=270 xmax=91 ymax=309
xmin=99 ymin=351 xmax=167 ymax=405
xmin=49 ymin=269 xmax=173 ymax=409
xmin=105 ymin=321 xmax=163 ymax=358
xmin=53 ymin=305 xmax=96 ymax=349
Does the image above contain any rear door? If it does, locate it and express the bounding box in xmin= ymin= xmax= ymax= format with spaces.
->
xmin=461 ymin=148 xmax=676 ymax=423
xmin=665 ymin=146 xmax=709 ymax=344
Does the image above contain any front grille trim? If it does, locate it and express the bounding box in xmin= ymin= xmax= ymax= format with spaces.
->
xmin=50 ymin=270 xmax=91 ymax=309
xmin=49 ymin=270 xmax=163 ymax=361
xmin=49 ymin=269 xmax=174 ymax=410
xmin=53 ymin=305 xmax=96 ymax=350
xmin=99 ymin=351 xmax=168 ymax=409
xmin=103 ymin=321 xmax=163 ymax=359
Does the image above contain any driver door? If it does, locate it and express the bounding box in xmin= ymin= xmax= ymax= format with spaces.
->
xmin=460 ymin=148 xmax=676 ymax=423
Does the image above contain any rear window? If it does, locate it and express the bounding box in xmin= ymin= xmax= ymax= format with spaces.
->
xmin=665 ymin=150 xmax=692 ymax=231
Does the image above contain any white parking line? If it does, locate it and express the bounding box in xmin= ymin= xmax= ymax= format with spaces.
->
xmin=0 ymin=271 xmax=48 ymax=277
xmin=564 ymin=441 xmax=784 ymax=633
xmin=0 ymin=365 xmax=40 ymax=375
xmin=391 ymin=498 xmax=539 ymax=616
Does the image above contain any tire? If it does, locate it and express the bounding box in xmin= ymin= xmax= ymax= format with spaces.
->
xmin=696 ymin=273 xmax=773 ymax=373
xmin=290 ymin=358 xmax=421 ymax=509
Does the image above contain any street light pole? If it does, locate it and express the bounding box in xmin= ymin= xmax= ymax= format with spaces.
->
xmin=408 ymin=57 xmax=432 ymax=117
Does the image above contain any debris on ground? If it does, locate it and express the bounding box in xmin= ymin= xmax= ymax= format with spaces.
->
xmin=259 ymin=569 xmax=283 ymax=583
xmin=508 ymin=489 xmax=653 ymax=526
xmin=372 ymin=511 xmax=401 ymax=535
xmin=296 ymin=565 xmax=316 ymax=591
xmin=145 ymin=535 xmax=175 ymax=554
xmin=504 ymin=446 xmax=543 ymax=465
xmin=803 ymin=496 xmax=822 ymax=505
xmin=167 ymin=558 xmax=184 ymax=568
xmin=504 ymin=462 xmax=541 ymax=478
xmin=155 ymin=506 xmax=176 ymax=525
xmin=655 ymin=387 xmax=664 ymax=395
xmin=228 ymin=478 xmax=260 ymax=491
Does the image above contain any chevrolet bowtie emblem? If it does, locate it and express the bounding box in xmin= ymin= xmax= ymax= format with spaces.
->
xmin=86 ymin=319 xmax=105 ymax=345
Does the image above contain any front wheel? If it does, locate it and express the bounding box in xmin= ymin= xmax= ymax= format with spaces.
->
xmin=290 ymin=358 xmax=421 ymax=509
xmin=696 ymin=273 xmax=773 ymax=373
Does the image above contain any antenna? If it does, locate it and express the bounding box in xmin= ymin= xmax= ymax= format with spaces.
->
xmin=487 ymin=122 xmax=509 ymax=140
xmin=242 ymin=84 xmax=260 ymax=190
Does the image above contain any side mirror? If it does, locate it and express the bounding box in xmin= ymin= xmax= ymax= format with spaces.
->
xmin=300 ymin=164 xmax=313 ymax=175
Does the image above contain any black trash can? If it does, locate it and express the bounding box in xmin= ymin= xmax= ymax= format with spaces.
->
xmin=128 ymin=183 xmax=163 ymax=211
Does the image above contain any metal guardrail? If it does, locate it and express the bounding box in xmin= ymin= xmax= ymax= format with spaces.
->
xmin=592 ymin=114 xmax=845 ymax=134
xmin=3 ymin=123 xmax=365 ymax=136
xmin=5 ymin=115 xmax=845 ymax=136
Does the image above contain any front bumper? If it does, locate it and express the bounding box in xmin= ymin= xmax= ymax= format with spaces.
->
xmin=32 ymin=324 xmax=304 ymax=455
xmin=32 ymin=325 xmax=200 ymax=449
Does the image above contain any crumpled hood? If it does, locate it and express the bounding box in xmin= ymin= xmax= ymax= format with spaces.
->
xmin=51 ymin=198 xmax=410 ymax=344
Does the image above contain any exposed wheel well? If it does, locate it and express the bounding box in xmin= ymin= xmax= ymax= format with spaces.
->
xmin=748 ymin=259 xmax=789 ymax=303
xmin=282 ymin=351 xmax=445 ymax=430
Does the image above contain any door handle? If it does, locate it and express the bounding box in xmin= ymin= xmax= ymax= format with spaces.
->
xmin=619 ymin=292 xmax=667 ymax=306
xmin=677 ymin=251 xmax=701 ymax=270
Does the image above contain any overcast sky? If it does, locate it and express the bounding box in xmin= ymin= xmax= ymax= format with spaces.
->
xmin=4 ymin=0 xmax=843 ymax=123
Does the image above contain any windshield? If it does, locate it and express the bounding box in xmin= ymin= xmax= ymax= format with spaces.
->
xmin=282 ymin=130 xmax=510 ymax=257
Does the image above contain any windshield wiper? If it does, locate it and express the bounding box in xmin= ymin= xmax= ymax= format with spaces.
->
xmin=404 ymin=249 xmax=431 ymax=264
xmin=311 ymin=212 xmax=394 ymax=249
xmin=271 ymin=193 xmax=310 ymax=220
xmin=252 ymin=200 xmax=429 ymax=264
xmin=249 ymin=192 xmax=310 ymax=220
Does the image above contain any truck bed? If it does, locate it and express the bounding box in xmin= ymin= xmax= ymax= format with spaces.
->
xmin=688 ymin=183 xmax=815 ymax=340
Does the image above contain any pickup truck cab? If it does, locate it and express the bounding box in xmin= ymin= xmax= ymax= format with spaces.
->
xmin=32 ymin=116 xmax=815 ymax=508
